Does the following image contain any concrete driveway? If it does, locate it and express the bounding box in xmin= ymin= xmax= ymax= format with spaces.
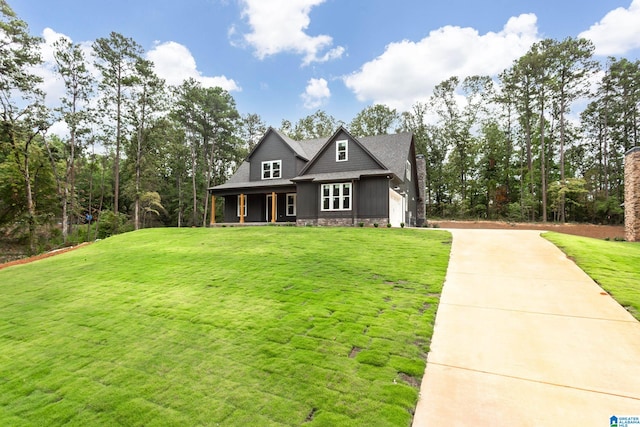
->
xmin=413 ymin=229 xmax=640 ymax=426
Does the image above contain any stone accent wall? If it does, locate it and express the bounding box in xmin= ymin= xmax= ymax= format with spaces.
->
xmin=296 ymin=217 xmax=389 ymax=227
xmin=625 ymin=147 xmax=640 ymax=242
xmin=416 ymin=154 xmax=427 ymax=227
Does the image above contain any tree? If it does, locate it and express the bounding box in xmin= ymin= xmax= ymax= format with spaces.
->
xmin=239 ymin=113 xmax=267 ymax=153
xmin=127 ymin=58 xmax=165 ymax=230
xmin=548 ymin=38 xmax=598 ymax=222
xmin=290 ymin=110 xmax=340 ymax=140
xmin=430 ymin=76 xmax=493 ymax=207
xmin=47 ymin=36 xmax=94 ymax=242
xmin=172 ymin=79 xmax=240 ymax=226
xmin=93 ymin=32 xmax=143 ymax=226
xmin=400 ymin=102 xmax=447 ymax=216
xmin=0 ymin=0 xmax=50 ymax=253
xmin=349 ymin=104 xmax=399 ymax=137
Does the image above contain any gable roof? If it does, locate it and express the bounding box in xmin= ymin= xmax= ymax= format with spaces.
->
xmin=297 ymin=126 xmax=387 ymax=177
xmin=246 ymin=127 xmax=310 ymax=161
xmin=210 ymin=128 xmax=415 ymax=192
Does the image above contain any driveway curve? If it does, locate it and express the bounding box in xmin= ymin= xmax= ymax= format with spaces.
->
xmin=413 ymin=229 xmax=640 ymax=426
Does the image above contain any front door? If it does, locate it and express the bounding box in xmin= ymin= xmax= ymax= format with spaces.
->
xmin=266 ymin=194 xmax=277 ymax=222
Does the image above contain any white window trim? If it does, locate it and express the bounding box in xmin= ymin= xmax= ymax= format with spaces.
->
xmin=286 ymin=193 xmax=296 ymax=216
xmin=321 ymin=182 xmax=352 ymax=211
xmin=336 ymin=140 xmax=348 ymax=162
xmin=406 ymin=160 xmax=412 ymax=181
xmin=261 ymin=160 xmax=282 ymax=180
xmin=266 ymin=194 xmax=278 ymax=221
xmin=237 ymin=194 xmax=247 ymax=217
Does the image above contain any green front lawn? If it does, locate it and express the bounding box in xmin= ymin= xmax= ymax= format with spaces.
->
xmin=544 ymin=232 xmax=640 ymax=321
xmin=0 ymin=227 xmax=451 ymax=426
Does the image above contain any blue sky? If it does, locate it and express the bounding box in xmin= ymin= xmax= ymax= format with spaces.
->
xmin=10 ymin=0 xmax=640 ymax=129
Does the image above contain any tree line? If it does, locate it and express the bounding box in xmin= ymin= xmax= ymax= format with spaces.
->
xmin=2 ymin=0 xmax=639 ymax=255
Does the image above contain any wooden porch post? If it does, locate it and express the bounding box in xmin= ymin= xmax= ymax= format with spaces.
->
xmin=210 ymin=194 xmax=216 ymax=225
xmin=271 ymin=192 xmax=276 ymax=223
xmin=240 ymin=193 xmax=245 ymax=224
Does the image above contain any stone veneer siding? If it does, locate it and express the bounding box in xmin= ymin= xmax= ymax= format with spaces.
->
xmin=297 ymin=217 xmax=389 ymax=227
xmin=625 ymin=147 xmax=640 ymax=242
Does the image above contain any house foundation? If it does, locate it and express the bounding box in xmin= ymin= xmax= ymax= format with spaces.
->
xmin=625 ymin=147 xmax=640 ymax=242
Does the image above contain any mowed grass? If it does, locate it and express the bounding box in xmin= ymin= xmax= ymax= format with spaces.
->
xmin=544 ymin=232 xmax=640 ymax=321
xmin=0 ymin=227 xmax=451 ymax=426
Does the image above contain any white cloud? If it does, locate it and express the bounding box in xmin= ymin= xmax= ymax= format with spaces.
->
xmin=147 ymin=41 xmax=240 ymax=91
xmin=236 ymin=0 xmax=344 ymax=66
xmin=301 ymin=78 xmax=330 ymax=109
xmin=343 ymin=13 xmax=540 ymax=111
xmin=579 ymin=0 xmax=640 ymax=56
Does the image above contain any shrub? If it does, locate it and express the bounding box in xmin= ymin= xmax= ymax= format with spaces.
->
xmin=386 ymin=223 xmax=392 ymax=228
xmin=96 ymin=210 xmax=129 ymax=239
xmin=358 ymin=222 xmax=364 ymax=227
xmin=373 ymin=223 xmax=379 ymax=228
xmin=400 ymin=222 xmax=405 ymax=228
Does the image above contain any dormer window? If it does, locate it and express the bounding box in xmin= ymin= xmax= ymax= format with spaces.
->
xmin=336 ymin=140 xmax=348 ymax=162
xmin=262 ymin=160 xmax=281 ymax=179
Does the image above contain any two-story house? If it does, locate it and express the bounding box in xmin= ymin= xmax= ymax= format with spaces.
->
xmin=209 ymin=126 xmax=426 ymax=227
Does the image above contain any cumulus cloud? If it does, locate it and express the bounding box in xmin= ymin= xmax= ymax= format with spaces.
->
xmin=236 ymin=0 xmax=344 ymax=65
xmin=147 ymin=41 xmax=240 ymax=91
xmin=343 ymin=13 xmax=540 ymax=111
xmin=35 ymin=28 xmax=68 ymax=106
xmin=301 ymin=78 xmax=330 ymax=109
xmin=579 ymin=0 xmax=640 ymax=55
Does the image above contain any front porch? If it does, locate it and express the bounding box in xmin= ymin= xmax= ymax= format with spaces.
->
xmin=209 ymin=188 xmax=297 ymax=225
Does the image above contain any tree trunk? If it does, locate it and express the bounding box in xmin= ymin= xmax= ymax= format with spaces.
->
xmin=114 ymin=76 xmax=122 ymax=232
xmin=191 ymin=140 xmax=198 ymax=227
xmin=540 ymin=100 xmax=547 ymax=222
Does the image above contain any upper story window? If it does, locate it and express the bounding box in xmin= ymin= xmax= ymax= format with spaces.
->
xmin=406 ymin=160 xmax=412 ymax=181
xmin=336 ymin=140 xmax=348 ymax=162
xmin=262 ymin=160 xmax=281 ymax=180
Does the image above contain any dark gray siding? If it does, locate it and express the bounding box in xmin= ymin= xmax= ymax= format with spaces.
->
xmin=249 ymin=132 xmax=297 ymax=180
xmin=223 ymin=192 xmax=296 ymax=223
xmin=295 ymin=182 xmax=318 ymax=219
xmin=304 ymin=130 xmax=382 ymax=175
xmin=403 ymin=145 xmax=419 ymax=225
xmin=357 ymin=177 xmax=389 ymax=218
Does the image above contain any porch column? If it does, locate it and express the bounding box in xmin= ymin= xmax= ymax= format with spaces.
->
xmin=210 ymin=194 xmax=216 ymax=225
xmin=240 ymin=193 xmax=245 ymax=224
xmin=271 ymin=192 xmax=276 ymax=223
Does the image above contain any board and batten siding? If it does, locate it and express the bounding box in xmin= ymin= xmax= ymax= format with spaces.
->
xmin=357 ymin=177 xmax=389 ymax=218
xmin=248 ymin=132 xmax=298 ymax=181
xmin=304 ymin=131 xmax=383 ymax=175
xmin=295 ymin=181 xmax=318 ymax=219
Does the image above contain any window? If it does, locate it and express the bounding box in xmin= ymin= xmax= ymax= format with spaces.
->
xmin=262 ymin=160 xmax=281 ymax=180
xmin=321 ymin=183 xmax=351 ymax=211
xmin=286 ymin=194 xmax=296 ymax=216
xmin=237 ymin=194 xmax=247 ymax=217
xmin=406 ymin=160 xmax=412 ymax=181
xmin=336 ymin=140 xmax=348 ymax=162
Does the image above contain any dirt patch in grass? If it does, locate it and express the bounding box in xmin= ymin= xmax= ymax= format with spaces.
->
xmin=349 ymin=346 xmax=362 ymax=358
xmin=398 ymin=372 xmax=421 ymax=388
xmin=0 ymin=242 xmax=92 ymax=271
xmin=430 ymin=220 xmax=625 ymax=240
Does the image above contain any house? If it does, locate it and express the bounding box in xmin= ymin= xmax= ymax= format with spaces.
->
xmin=209 ymin=126 xmax=426 ymax=227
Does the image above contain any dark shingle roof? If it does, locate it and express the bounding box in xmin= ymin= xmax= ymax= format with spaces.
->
xmin=211 ymin=130 xmax=413 ymax=192
xmin=358 ymin=132 xmax=413 ymax=180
